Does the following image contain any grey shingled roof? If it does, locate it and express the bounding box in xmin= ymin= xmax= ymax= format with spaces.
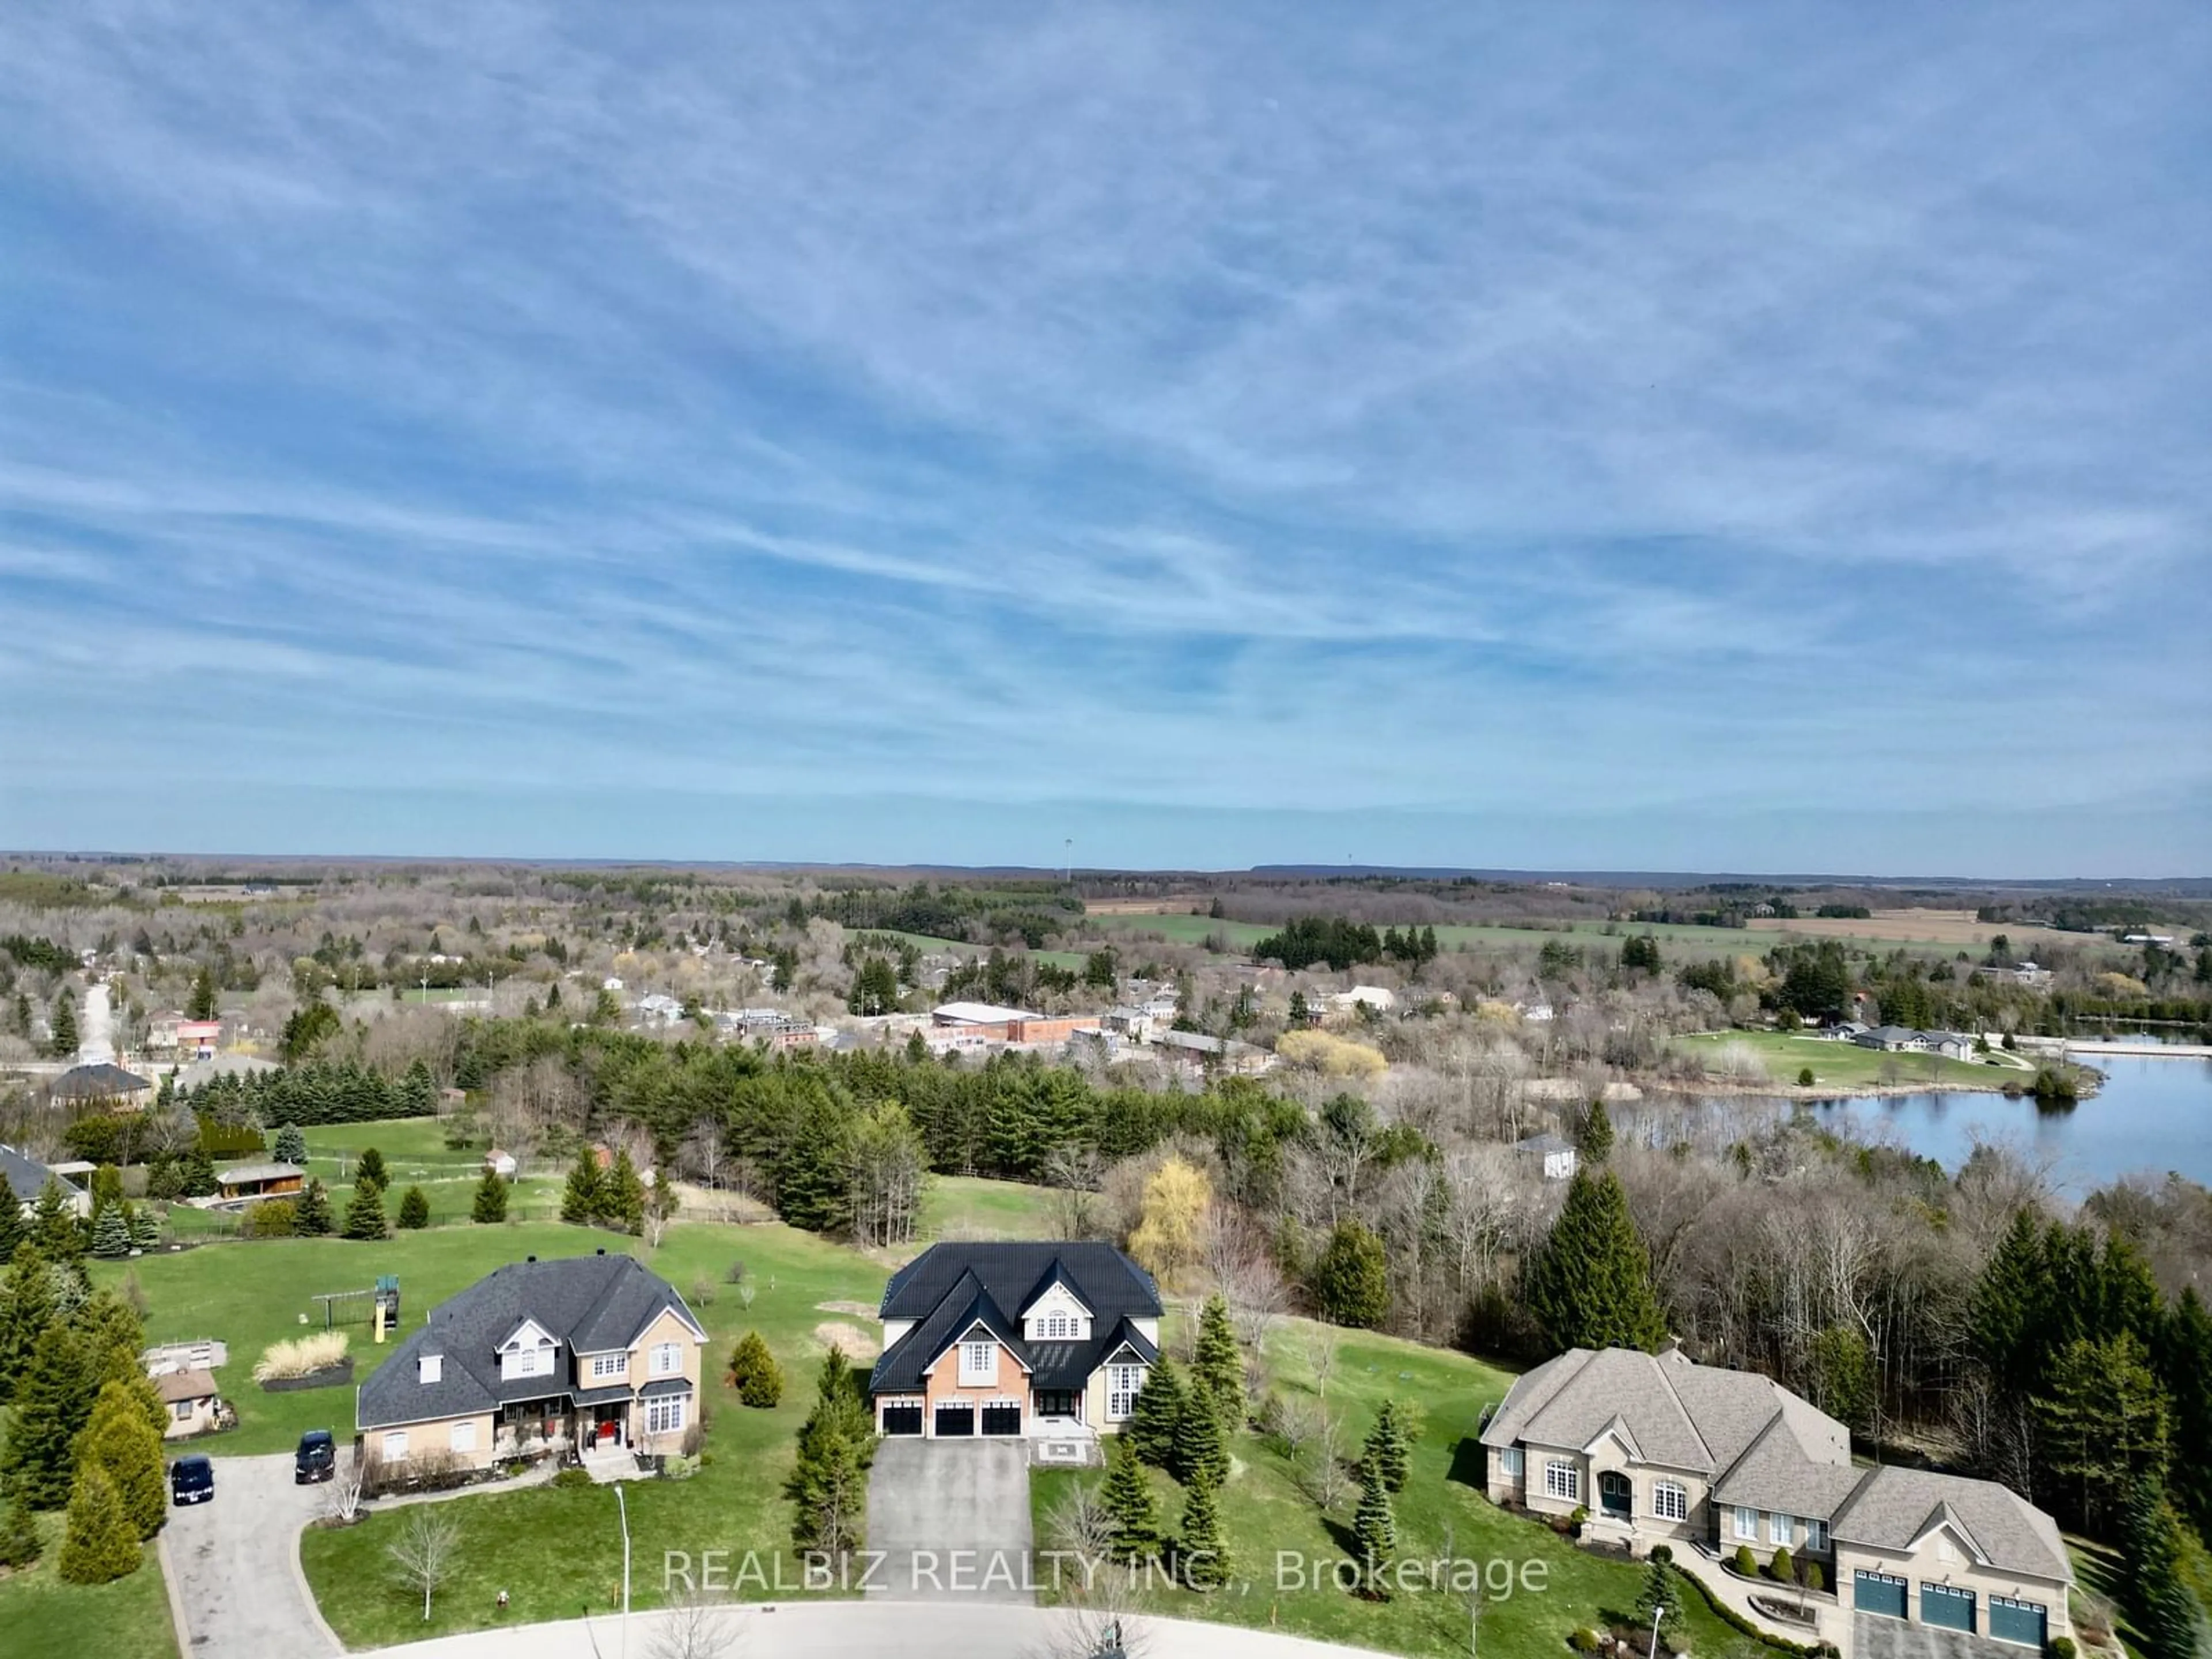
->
xmin=1 ymin=1143 xmax=68 ymax=1205
xmin=217 ymin=1161 xmax=305 ymax=1185
xmin=1480 ymin=1346 xmax=1721 ymax=1472
xmin=357 ymin=1253 xmax=703 ymax=1430
xmin=1711 ymin=1409 xmax=1863 ymax=1517
xmin=50 ymin=1062 xmax=151 ymax=1100
xmin=1831 ymin=1466 xmax=2071 ymax=1583
xmin=871 ymin=1242 xmax=1161 ymax=1396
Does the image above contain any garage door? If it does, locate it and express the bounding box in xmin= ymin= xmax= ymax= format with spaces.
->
xmin=1854 ymin=1571 xmax=1908 ymax=1619
xmin=934 ymin=1404 xmax=974 ymax=1437
xmin=882 ymin=1403 xmax=923 ymax=1437
xmin=1922 ymin=1584 xmax=1976 ymax=1633
xmin=979 ymin=1403 xmax=1022 ymax=1436
xmin=1989 ymin=1596 xmax=2048 ymax=1647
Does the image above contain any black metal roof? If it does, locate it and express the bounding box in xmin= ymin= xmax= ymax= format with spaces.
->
xmin=870 ymin=1243 xmax=1161 ymax=1395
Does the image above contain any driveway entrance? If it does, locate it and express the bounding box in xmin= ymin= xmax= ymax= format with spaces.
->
xmin=866 ymin=1438 xmax=1032 ymax=1603
xmin=158 ymin=1453 xmax=335 ymax=1658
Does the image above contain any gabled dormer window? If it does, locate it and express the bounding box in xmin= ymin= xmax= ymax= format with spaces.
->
xmin=959 ymin=1339 xmax=995 ymax=1385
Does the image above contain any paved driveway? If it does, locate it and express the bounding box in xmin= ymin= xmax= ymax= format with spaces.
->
xmin=160 ymin=1454 xmax=337 ymax=1659
xmin=865 ymin=1438 xmax=1033 ymax=1603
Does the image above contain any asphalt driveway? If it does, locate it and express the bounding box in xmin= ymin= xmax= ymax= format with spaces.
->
xmin=865 ymin=1438 xmax=1033 ymax=1603
xmin=160 ymin=1453 xmax=337 ymax=1659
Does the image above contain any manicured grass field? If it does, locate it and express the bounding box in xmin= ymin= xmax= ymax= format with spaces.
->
xmin=921 ymin=1175 xmax=1059 ymax=1241
xmin=1672 ymin=1029 xmax=2023 ymax=1090
xmin=290 ymin=1218 xmax=887 ymax=1646
xmin=294 ymin=1118 xmax=566 ymax=1226
xmin=0 ymin=1509 xmax=178 ymax=1659
xmin=1031 ymin=1317 xmax=1745 ymax=1659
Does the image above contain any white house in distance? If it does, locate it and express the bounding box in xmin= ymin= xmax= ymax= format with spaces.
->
xmin=1481 ymin=1344 xmax=2071 ymax=1657
xmin=1514 ymin=1132 xmax=1580 ymax=1181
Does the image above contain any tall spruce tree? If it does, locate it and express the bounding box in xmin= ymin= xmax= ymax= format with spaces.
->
xmin=1191 ymin=1296 xmax=1244 ymax=1426
xmin=2158 ymin=1288 xmax=2212 ymax=1535
xmin=272 ymin=1123 xmax=307 ymax=1165
xmin=1364 ymin=1400 xmax=1413 ymax=1494
xmin=48 ymin=991 xmax=78 ymax=1058
xmin=1636 ymin=1554 xmax=1682 ymax=1647
xmin=355 ymin=1147 xmax=390 ymax=1191
xmin=31 ymin=1178 xmax=84 ymax=1261
xmin=1352 ymin=1465 xmax=1398 ymax=1597
xmin=560 ymin=1151 xmax=603 ymax=1225
xmin=56 ymin=1465 xmax=139 ymax=1585
xmin=2 ymin=1320 xmax=89 ymax=1506
xmin=1101 ymin=1433 xmax=1161 ymax=1564
xmin=293 ymin=1178 xmax=335 ymax=1236
xmin=2036 ymin=1332 xmax=2169 ymax=1533
xmin=1126 ymin=1361 xmax=1185 ymax=1468
xmin=340 ymin=1173 xmax=388 ymax=1240
xmin=1172 ymin=1383 xmax=1228 ymax=1488
xmin=187 ymin=965 xmax=218 ymax=1021
xmin=1524 ymin=1167 xmax=1667 ymax=1353
xmin=606 ymin=1150 xmax=648 ymax=1234
xmin=0 ymin=1184 xmax=24 ymax=1260
xmin=396 ymin=1187 xmax=430 ymax=1230
xmin=89 ymin=1203 xmax=132 ymax=1260
xmin=0 ymin=1244 xmax=59 ymax=1403
xmin=1577 ymin=1100 xmax=1615 ymax=1164
xmin=1177 ymin=1469 xmax=1228 ymax=1590
xmin=2120 ymin=1476 xmax=2200 ymax=1659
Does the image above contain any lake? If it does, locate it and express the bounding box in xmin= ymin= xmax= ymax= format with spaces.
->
xmin=1801 ymin=1054 xmax=2212 ymax=1192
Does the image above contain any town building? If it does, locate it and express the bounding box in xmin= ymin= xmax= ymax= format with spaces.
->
xmin=869 ymin=1241 xmax=1162 ymax=1441
xmin=356 ymin=1252 xmax=708 ymax=1474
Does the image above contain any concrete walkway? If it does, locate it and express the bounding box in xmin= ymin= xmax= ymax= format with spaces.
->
xmin=1676 ymin=1548 xmax=1842 ymax=1651
xmin=363 ymin=1603 xmax=1392 ymax=1658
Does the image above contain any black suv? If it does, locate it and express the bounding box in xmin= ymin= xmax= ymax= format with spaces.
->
xmin=294 ymin=1429 xmax=336 ymax=1483
xmin=170 ymin=1455 xmax=215 ymax=1506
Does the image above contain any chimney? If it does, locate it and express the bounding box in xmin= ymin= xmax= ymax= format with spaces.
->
xmin=1661 ymin=1334 xmax=1687 ymax=1363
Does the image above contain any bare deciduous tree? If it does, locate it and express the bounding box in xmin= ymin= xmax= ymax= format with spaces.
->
xmin=1301 ymin=1323 xmax=1339 ymax=1401
xmin=321 ymin=1458 xmax=366 ymax=1525
xmin=387 ymin=1506 xmax=463 ymax=1622
xmin=648 ymin=1585 xmax=744 ymax=1659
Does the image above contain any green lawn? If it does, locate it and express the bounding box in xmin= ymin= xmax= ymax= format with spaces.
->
xmin=1672 ymin=1029 xmax=2021 ymax=1090
xmin=293 ymin=1118 xmax=566 ymax=1226
xmin=920 ymin=1176 xmax=1059 ymax=1242
xmin=1031 ymin=1317 xmax=1747 ymax=1659
xmin=293 ymin=1218 xmax=889 ymax=1646
xmin=0 ymin=1510 xmax=178 ymax=1659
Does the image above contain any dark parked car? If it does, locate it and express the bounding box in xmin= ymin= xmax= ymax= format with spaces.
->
xmin=295 ymin=1429 xmax=336 ymax=1483
xmin=171 ymin=1455 xmax=215 ymax=1506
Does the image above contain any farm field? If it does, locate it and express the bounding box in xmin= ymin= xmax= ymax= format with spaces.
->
xmin=1032 ymin=1316 xmax=1745 ymax=1659
xmin=0 ymin=1508 xmax=179 ymax=1659
xmin=1671 ymin=1029 xmax=2025 ymax=1090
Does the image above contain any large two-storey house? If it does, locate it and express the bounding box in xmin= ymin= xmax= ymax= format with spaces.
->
xmin=1482 ymin=1344 xmax=2071 ymax=1654
xmin=356 ymin=1251 xmax=708 ymax=1472
xmin=869 ymin=1241 xmax=1162 ymax=1440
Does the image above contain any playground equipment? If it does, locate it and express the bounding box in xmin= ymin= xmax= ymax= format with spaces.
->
xmin=309 ymin=1274 xmax=402 ymax=1340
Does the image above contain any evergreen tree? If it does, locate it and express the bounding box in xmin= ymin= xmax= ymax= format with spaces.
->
xmin=606 ymin=1150 xmax=648 ymax=1234
xmin=293 ymin=1177 xmax=335 ymax=1236
xmin=560 ymin=1150 xmax=603 ymax=1226
xmin=0 ymin=1244 xmax=59 ymax=1404
xmin=56 ymin=1465 xmax=139 ymax=1585
xmin=1176 ymin=1470 xmax=1229 ymax=1590
xmin=2158 ymin=1287 xmax=2212 ymax=1535
xmin=340 ymin=1173 xmax=388 ymax=1240
xmin=0 ymin=1183 xmax=23 ymax=1260
xmin=272 ymin=1123 xmax=307 ymax=1164
xmin=125 ymin=1205 xmax=161 ymax=1253
xmin=48 ymin=990 xmax=78 ymax=1058
xmin=1635 ymin=1554 xmax=1681 ymax=1648
xmin=1191 ymin=1295 xmax=1245 ymax=1427
xmin=1126 ymin=1361 xmax=1185 ymax=1468
xmin=396 ymin=1186 xmax=430 ymax=1230
xmin=75 ymin=1380 xmax=166 ymax=1540
xmin=187 ymin=965 xmax=218 ymax=1021
xmin=1364 ymin=1400 xmax=1413 ymax=1494
xmin=1309 ymin=1218 xmax=1391 ymax=1328
xmin=2120 ymin=1476 xmax=2200 ymax=1659
xmin=89 ymin=1203 xmax=133 ymax=1260
xmin=3 ymin=1321 xmax=90 ymax=1506
xmin=786 ymin=1351 xmax=874 ymax=1552
xmin=1100 ymin=1433 xmax=1161 ymax=1564
xmin=0 ymin=1492 xmax=41 ymax=1569
xmin=1172 ymin=1382 xmax=1228 ymax=1488
xmin=1524 ymin=1168 xmax=1668 ymax=1354
xmin=355 ymin=1147 xmax=390 ymax=1191
xmin=471 ymin=1168 xmax=509 ymax=1224
xmin=400 ymin=1058 xmax=438 ymax=1115
xmin=1352 ymin=1465 xmax=1398 ymax=1597
xmin=31 ymin=1178 xmax=84 ymax=1262
xmin=2036 ymin=1332 xmax=2169 ymax=1533
xmin=728 ymin=1331 xmax=785 ymax=1407
xmin=1577 ymin=1100 xmax=1615 ymax=1164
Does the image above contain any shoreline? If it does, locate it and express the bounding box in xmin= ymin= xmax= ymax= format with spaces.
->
xmin=1639 ymin=1073 xmax=2103 ymax=1103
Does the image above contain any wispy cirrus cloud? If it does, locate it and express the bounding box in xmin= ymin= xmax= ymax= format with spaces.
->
xmin=1 ymin=0 xmax=2206 ymax=870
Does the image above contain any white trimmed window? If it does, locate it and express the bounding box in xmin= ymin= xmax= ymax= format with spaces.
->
xmin=1042 ymin=1312 xmax=1074 ymax=1339
xmin=650 ymin=1342 xmax=682 ymax=1378
xmin=383 ymin=1430 xmax=408 ymax=1462
xmin=450 ymin=1419 xmax=477 ymax=1453
xmin=1107 ymin=1363 xmax=1144 ymax=1419
xmin=173 ymin=1400 xmax=192 ymax=1421
xmin=591 ymin=1353 xmax=626 ymax=1379
xmin=1804 ymin=1518 xmax=1828 ymax=1552
xmin=1544 ymin=1460 xmax=1580 ymax=1502
xmin=503 ymin=1346 xmax=551 ymax=1381
xmin=960 ymin=1340 xmax=996 ymax=1386
xmin=645 ymin=1396 xmax=687 ymax=1435
xmin=1500 ymin=1446 xmax=1525 ymax=1477
xmin=1733 ymin=1506 xmax=1759 ymax=1541
xmin=1653 ymin=1480 xmax=1689 ymax=1522
xmin=1770 ymin=1512 xmax=1792 ymax=1546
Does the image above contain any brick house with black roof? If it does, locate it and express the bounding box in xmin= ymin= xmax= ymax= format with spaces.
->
xmin=870 ymin=1241 xmax=1162 ymax=1440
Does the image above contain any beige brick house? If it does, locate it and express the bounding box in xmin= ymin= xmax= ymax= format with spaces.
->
xmin=356 ymin=1251 xmax=708 ymax=1474
xmin=1482 ymin=1344 xmax=2071 ymax=1654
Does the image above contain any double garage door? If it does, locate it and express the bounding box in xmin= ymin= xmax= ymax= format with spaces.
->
xmin=929 ymin=1403 xmax=1023 ymax=1437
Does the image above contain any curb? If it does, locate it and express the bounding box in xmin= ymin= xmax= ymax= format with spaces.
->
xmin=154 ymin=1527 xmax=192 ymax=1659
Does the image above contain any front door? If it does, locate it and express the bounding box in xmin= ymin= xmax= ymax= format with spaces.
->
xmin=1599 ymin=1471 xmax=1632 ymax=1519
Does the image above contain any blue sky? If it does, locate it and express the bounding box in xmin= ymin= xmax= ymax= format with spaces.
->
xmin=2 ymin=3 xmax=2207 ymax=876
